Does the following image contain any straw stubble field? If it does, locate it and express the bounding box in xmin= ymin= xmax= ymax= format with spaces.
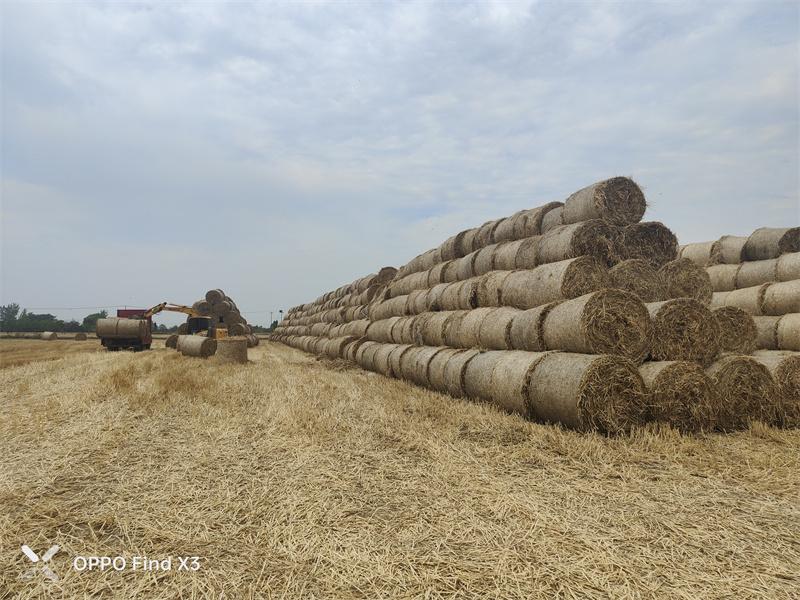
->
xmin=1 ymin=339 xmax=799 ymax=598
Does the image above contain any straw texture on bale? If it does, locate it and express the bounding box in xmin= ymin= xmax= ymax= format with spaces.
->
xmin=777 ymin=252 xmax=800 ymax=281
xmin=417 ymin=312 xmax=452 ymax=347
xmin=536 ymin=220 xmax=616 ymax=266
xmin=562 ymin=177 xmax=646 ymax=226
xmin=712 ymin=307 xmax=757 ymax=354
xmin=427 ymin=348 xmax=465 ymax=392
xmin=387 ymin=344 xmax=413 ymax=378
xmin=639 ymin=361 xmax=717 ymax=432
xmin=96 ymin=317 xmax=147 ymax=339
xmin=453 ymin=308 xmax=497 ymax=349
xmin=542 ymin=290 xmax=651 ymax=362
xmin=192 ymin=300 xmax=211 ymax=316
xmin=74 ymin=332 xmax=88 ymax=341
xmin=473 ymin=245 xmax=499 ymax=276
xmin=540 ymin=205 xmax=564 ymax=233
xmin=679 ymin=241 xmax=721 ymax=267
xmin=211 ymin=301 xmax=232 ymax=317
xmin=463 ymin=351 xmax=505 ymax=400
xmin=407 ymin=346 xmax=447 ymax=387
xmin=213 ymin=338 xmax=248 ymax=364
xmin=716 ymin=235 xmax=747 ymax=264
xmin=617 ymin=222 xmax=679 ymax=267
xmin=498 ymin=257 xmax=610 ymax=310
xmin=527 ymin=352 xmax=646 ymax=433
xmin=753 ymin=314 xmax=800 ymax=351
xmin=40 ymin=331 xmax=57 ymax=341
xmin=179 ymin=335 xmax=217 ymax=358
xmin=736 ymin=260 xmax=777 ymax=289
xmin=659 ymin=258 xmax=713 ymax=303
xmin=509 ymin=303 xmax=557 ymax=351
xmin=710 ymin=284 xmax=769 ymax=316
xmin=516 ymin=202 xmax=564 ymax=238
xmin=706 ymin=264 xmax=740 ymax=292
xmin=366 ymin=317 xmax=401 ymax=343
xmin=646 ymin=299 xmax=719 ymax=364
xmin=493 ymin=238 xmax=538 ymax=271
xmin=165 ymin=334 xmax=178 ymax=349
xmin=407 ymin=289 xmax=430 ymax=315
xmin=370 ymin=296 xmax=408 ymax=321
xmin=477 ymin=271 xmax=513 ymax=307
xmin=609 ymin=259 xmax=665 ymax=302
xmin=743 ymin=227 xmax=800 ymax=261
xmin=440 ymin=280 xmax=479 ymax=311
xmin=706 ymin=355 xmax=779 ymax=430
xmin=761 ymin=280 xmax=800 ymax=316
xmin=371 ymin=344 xmax=397 ymax=377
xmin=477 ymin=307 xmax=520 ymax=350
xmin=489 ymin=351 xmax=551 ymax=414
xmin=442 ymin=349 xmax=481 ymax=397
xmin=751 ymin=351 xmax=800 ymax=426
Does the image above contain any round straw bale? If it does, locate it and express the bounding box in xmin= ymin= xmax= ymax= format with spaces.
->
xmin=440 ymin=259 xmax=461 ymax=283
xmin=440 ymin=280 xmax=479 ymax=311
xmin=417 ymin=312 xmax=452 ymax=346
xmin=494 ymin=238 xmax=538 ymax=271
xmin=716 ymin=235 xmax=747 ymax=264
xmin=639 ymin=361 xmax=717 ymax=432
xmin=213 ymin=338 xmax=248 ymax=364
xmin=205 ymin=289 xmax=225 ymax=304
xmin=527 ymin=352 xmax=646 ymax=433
xmin=440 ymin=231 xmax=469 ymax=261
xmin=777 ymin=252 xmax=800 ymax=281
xmin=40 ymin=331 xmax=57 ymax=341
xmin=493 ymin=211 xmax=525 ymax=243
xmin=537 ymin=220 xmax=616 ymax=266
xmin=397 ymin=346 xmax=424 ymax=381
xmin=463 ymin=351 xmax=505 ymax=400
xmin=427 ymin=261 xmax=449 ymax=287
xmin=370 ymin=295 xmax=409 ymax=320
xmin=356 ymin=341 xmax=383 ymax=371
xmin=228 ymin=323 xmax=246 ymax=336
xmin=679 ymin=241 xmax=721 ymax=267
xmin=736 ymin=259 xmax=778 ymax=289
xmin=407 ymin=346 xmax=447 ymax=387
xmin=711 ymin=306 xmax=756 ymax=354
xmin=407 ymin=289 xmax=430 ymax=315
xmin=543 ymin=289 xmax=651 ymax=362
xmin=394 ymin=317 xmax=417 ymax=344
xmin=500 ymin=257 xmax=610 ymax=310
xmin=355 ymin=340 xmax=379 ymax=366
xmin=617 ymin=222 xmax=678 ymax=267
xmin=460 ymin=228 xmax=480 ymax=255
xmin=367 ymin=317 xmax=401 ymax=343
xmin=74 ymin=332 xmax=88 ymax=341
xmin=441 ymin=348 xmax=481 ymax=397
xmin=646 ymin=298 xmax=719 ymax=364
xmin=375 ymin=267 xmax=398 ymax=286
xmin=563 ymin=177 xmax=646 ymax=226
xmin=744 ymin=227 xmax=800 ymax=261
xmin=473 ymin=244 xmax=499 ymax=276
xmin=387 ymin=344 xmax=413 ymax=377
xmin=165 ymin=334 xmax=179 ymax=349
xmin=489 ymin=351 xmax=551 ymax=413
xmin=751 ymin=351 xmax=800 ymax=426
xmin=706 ymin=264 xmax=740 ymax=292
xmin=478 ymin=307 xmax=521 ymax=350
xmin=344 ymin=338 xmax=368 ymax=362
xmin=477 ymin=271 xmax=513 ymax=307
xmin=776 ymin=314 xmax=800 ymax=351
xmin=540 ymin=205 xmax=564 ymax=233
xmin=659 ymin=258 xmax=713 ymax=303
xmin=511 ymin=201 xmax=561 ymax=238
xmin=455 ymin=254 xmax=477 ymax=281
xmin=710 ymin=284 xmax=769 ymax=315
xmin=247 ymin=334 xmax=259 ymax=348
xmin=609 ymin=259 xmax=665 ymax=302
xmin=762 ymin=280 xmax=800 ymax=315
xmin=706 ymin=355 xmax=779 ymax=429
xmin=753 ymin=315 xmax=781 ymax=350
xmin=428 ymin=348 xmax=468 ymax=393
xmin=454 ymin=308 xmax=496 ymax=348
xmin=509 ymin=303 xmax=558 ymax=351
xmin=192 ymin=300 xmax=211 ymax=316
xmin=179 ymin=335 xmax=217 ymax=358
xmin=212 ymin=301 xmax=232 ymax=317
xmin=474 ymin=219 xmax=502 ymax=249
xmin=442 ymin=311 xmax=469 ymax=347
xmin=372 ymin=343 xmax=397 ymax=376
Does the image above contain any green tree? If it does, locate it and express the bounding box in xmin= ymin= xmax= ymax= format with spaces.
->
xmin=0 ymin=303 xmax=20 ymax=331
xmin=82 ymin=310 xmax=108 ymax=332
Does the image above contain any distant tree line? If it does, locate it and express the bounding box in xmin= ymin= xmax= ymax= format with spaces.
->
xmin=1 ymin=303 xmax=269 ymax=334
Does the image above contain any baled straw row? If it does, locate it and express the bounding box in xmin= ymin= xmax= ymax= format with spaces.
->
xmin=679 ymin=227 xmax=800 ymax=266
xmin=396 ymin=177 xmax=646 ymax=279
xmin=710 ymin=280 xmax=800 ymax=316
xmin=753 ymin=314 xmax=800 ymax=351
xmin=706 ymin=253 xmax=800 ymax=291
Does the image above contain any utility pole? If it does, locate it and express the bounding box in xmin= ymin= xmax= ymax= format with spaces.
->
xmin=270 ymin=311 xmax=273 ymax=327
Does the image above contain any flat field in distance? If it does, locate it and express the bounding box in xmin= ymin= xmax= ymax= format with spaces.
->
xmin=1 ymin=339 xmax=798 ymax=598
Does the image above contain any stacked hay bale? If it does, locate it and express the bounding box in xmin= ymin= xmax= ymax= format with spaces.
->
xmin=188 ymin=289 xmax=256 ymax=339
xmin=271 ymin=177 xmax=794 ymax=433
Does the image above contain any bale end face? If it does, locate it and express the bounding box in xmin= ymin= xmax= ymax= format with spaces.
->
xmin=659 ymin=258 xmax=713 ymax=303
xmin=639 ymin=361 xmax=717 ymax=432
xmin=707 ymin=355 xmax=778 ymax=430
xmin=713 ymin=307 xmax=757 ymax=354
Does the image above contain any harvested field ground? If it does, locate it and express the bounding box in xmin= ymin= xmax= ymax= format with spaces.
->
xmin=1 ymin=340 xmax=799 ymax=598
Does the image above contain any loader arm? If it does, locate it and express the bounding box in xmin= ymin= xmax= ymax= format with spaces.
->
xmin=143 ymin=303 xmax=200 ymax=318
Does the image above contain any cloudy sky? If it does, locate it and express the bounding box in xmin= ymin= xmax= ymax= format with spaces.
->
xmin=1 ymin=1 xmax=798 ymax=326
